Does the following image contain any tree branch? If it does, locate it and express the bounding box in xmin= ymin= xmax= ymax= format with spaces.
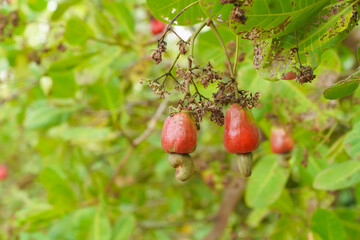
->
xmin=208 ymin=21 xmax=239 ymax=99
xmin=139 ymin=215 xmax=214 ymax=229
xmin=203 ymin=176 xmax=246 ymax=240
xmin=88 ymin=37 xmax=131 ymax=48
xmin=208 ymin=21 xmax=234 ymax=79
xmin=158 ymin=1 xmax=200 ymax=42
xmin=233 ymin=35 xmax=240 ymax=75
xmin=106 ymin=99 xmax=168 ymax=192
xmin=133 ymin=99 xmax=168 ymax=145
xmin=0 ymin=82 xmax=37 ymax=105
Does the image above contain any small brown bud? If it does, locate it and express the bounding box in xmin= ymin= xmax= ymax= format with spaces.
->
xmin=177 ymin=40 xmax=188 ymax=55
xmin=151 ymin=50 xmax=162 ymax=65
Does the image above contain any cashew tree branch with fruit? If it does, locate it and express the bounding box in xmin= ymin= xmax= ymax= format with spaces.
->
xmin=146 ymin=1 xmax=359 ymax=177
xmin=145 ymin=0 xmax=360 ymax=238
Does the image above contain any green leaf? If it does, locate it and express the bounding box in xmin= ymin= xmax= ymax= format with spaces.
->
xmin=147 ymin=0 xmax=206 ymax=26
xmin=112 ymin=215 xmax=136 ymax=240
xmin=256 ymin=2 xmax=357 ymax=80
xmin=24 ymin=100 xmax=77 ymax=130
xmin=271 ymin=190 xmax=295 ymax=214
xmin=323 ymin=68 xmax=360 ymax=99
xmin=344 ymin=122 xmax=360 ymax=160
xmin=94 ymin=8 xmax=114 ymax=37
xmin=313 ymin=160 xmax=360 ymax=190
xmin=39 ymin=167 xmax=77 ymax=213
xmin=60 ymin=127 xmax=115 ymax=143
xmin=246 ymin=208 xmax=268 ymax=228
xmin=355 ymin=183 xmax=360 ymax=206
xmin=64 ymin=17 xmax=94 ymax=45
xmin=195 ymin=26 xmax=235 ymax=67
xmin=28 ymin=0 xmax=47 ymax=11
xmin=195 ymin=25 xmax=254 ymax=71
xmin=48 ymin=207 xmax=96 ymax=239
xmin=270 ymin=215 xmax=305 ymax=240
xmin=89 ymin=206 xmax=112 ymax=240
xmin=278 ymin=81 xmax=319 ymax=113
xmin=311 ymin=209 xmax=347 ymax=240
xmin=19 ymin=232 xmax=48 ymax=240
xmin=48 ymin=71 xmax=77 ymax=98
xmin=245 ymin=155 xmax=290 ymax=208
xmin=51 ymin=0 xmax=81 ymax=21
xmin=298 ymin=154 xmax=327 ymax=185
xmin=103 ymin=1 xmax=135 ymax=40
xmin=335 ymin=208 xmax=360 ymax=239
xmin=18 ymin=207 xmax=61 ymax=231
xmin=49 ymin=52 xmax=97 ymax=72
xmin=200 ymin=0 xmax=329 ymax=40
xmin=315 ymin=49 xmax=342 ymax=74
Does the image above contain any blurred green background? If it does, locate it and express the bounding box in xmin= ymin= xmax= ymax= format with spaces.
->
xmin=0 ymin=0 xmax=360 ymax=239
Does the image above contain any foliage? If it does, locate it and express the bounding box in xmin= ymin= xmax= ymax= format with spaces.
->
xmin=0 ymin=0 xmax=360 ymax=239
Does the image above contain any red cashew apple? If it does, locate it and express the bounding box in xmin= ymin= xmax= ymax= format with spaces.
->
xmin=270 ymin=127 xmax=294 ymax=154
xmin=270 ymin=127 xmax=294 ymax=167
xmin=223 ymin=104 xmax=260 ymax=177
xmin=151 ymin=18 xmax=166 ymax=35
xmin=281 ymin=71 xmax=296 ymax=80
xmin=0 ymin=165 xmax=8 ymax=180
xmin=161 ymin=112 xmax=197 ymax=181
xmin=161 ymin=111 xmax=197 ymax=154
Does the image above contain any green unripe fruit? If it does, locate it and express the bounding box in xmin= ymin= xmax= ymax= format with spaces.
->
xmin=168 ymin=153 xmax=195 ymax=182
xmin=235 ymin=152 xmax=253 ymax=177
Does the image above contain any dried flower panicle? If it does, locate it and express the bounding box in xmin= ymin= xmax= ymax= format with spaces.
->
xmin=10 ymin=10 xmax=19 ymax=27
xmin=200 ymin=63 xmax=222 ymax=88
xmin=208 ymin=105 xmax=225 ymax=126
xmin=147 ymin=80 xmax=168 ymax=98
xmin=213 ymin=81 xmax=236 ymax=105
xmin=297 ymin=65 xmax=316 ymax=84
xmin=27 ymin=51 xmax=41 ymax=65
xmin=152 ymin=41 xmax=167 ymax=65
xmin=237 ymin=91 xmax=260 ymax=109
xmin=0 ymin=10 xmax=19 ymax=41
xmin=177 ymin=40 xmax=188 ymax=55
xmin=0 ymin=14 xmax=8 ymax=36
xmin=57 ymin=43 xmax=66 ymax=52
xmin=213 ymin=81 xmax=259 ymax=109
xmin=176 ymin=62 xmax=222 ymax=89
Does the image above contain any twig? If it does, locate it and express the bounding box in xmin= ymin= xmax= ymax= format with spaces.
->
xmin=190 ymin=19 xmax=208 ymax=56
xmin=139 ymin=215 xmax=214 ymax=229
xmin=168 ymin=52 xmax=181 ymax=73
xmin=78 ymin=198 xmax=99 ymax=208
xmin=171 ymin=29 xmax=185 ymax=42
xmin=191 ymin=78 xmax=209 ymax=100
xmin=149 ymin=19 xmax=208 ymax=99
xmin=209 ymin=21 xmax=234 ymax=79
xmin=203 ymin=176 xmax=246 ymax=240
xmin=106 ymin=148 xmax=135 ymax=193
xmin=315 ymin=122 xmax=337 ymax=150
xmin=233 ymin=35 xmax=240 ymax=74
xmin=209 ymin=21 xmax=239 ymax=99
xmin=0 ymin=82 xmax=37 ymax=105
xmin=158 ymin=1 xmax=200 ymax=42
xmin=133 ymin=99 xmax=168 ymax=145
xmin=88 ymin=37 xmax=131 ymax=48
xmin=295 ymin=30 xmax=302 ymax=67
xmin=106 ymin=99 xmax=169 ymax=192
